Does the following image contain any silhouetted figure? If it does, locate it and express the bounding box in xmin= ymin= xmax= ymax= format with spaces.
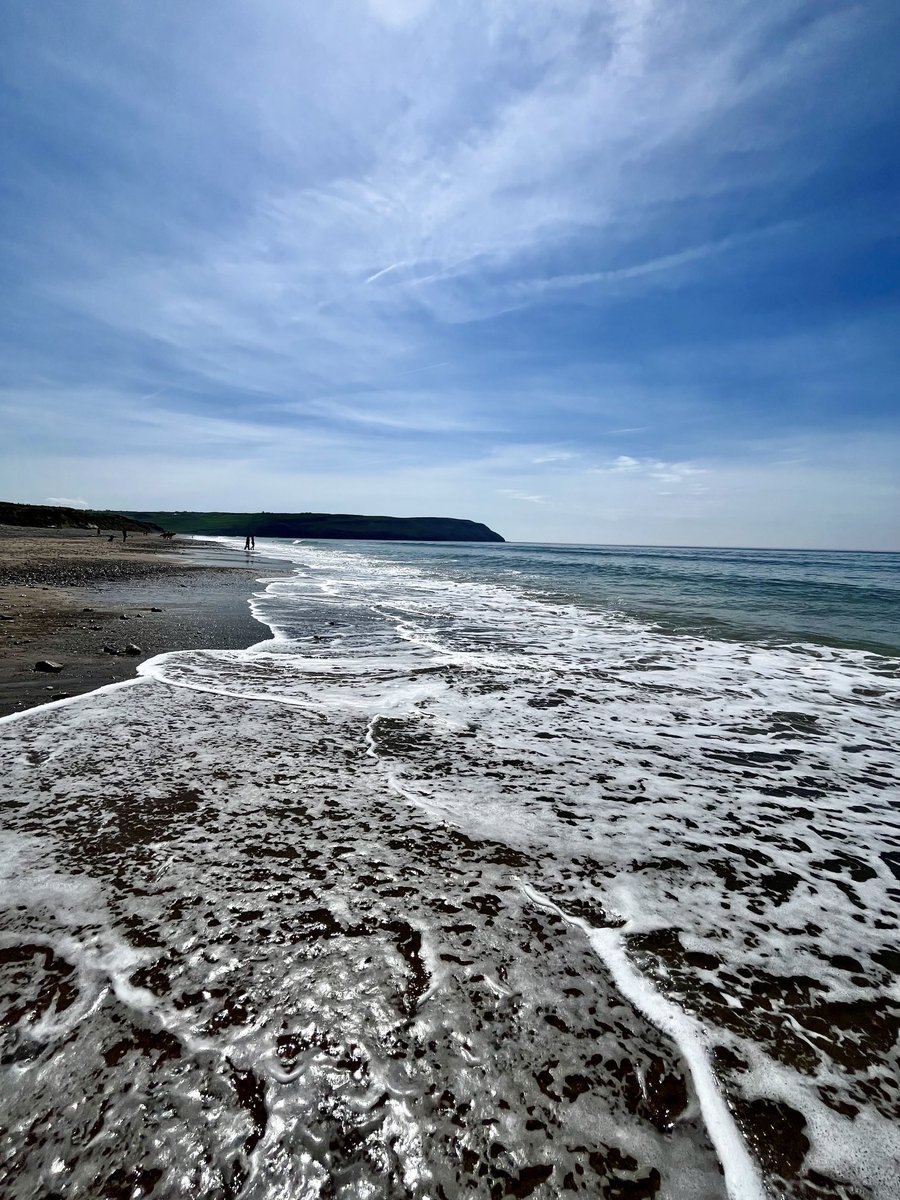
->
xmin=250 ymin=534 xmax=255 ymax=549
xmin=122 ymin=529 xmax=127 ymax=542
xmin=244 ymin=534 xmax=252 ymax=551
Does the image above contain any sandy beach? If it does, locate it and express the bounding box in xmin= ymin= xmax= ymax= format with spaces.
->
xmin=0 ymin=527 xmax=281 ymax=718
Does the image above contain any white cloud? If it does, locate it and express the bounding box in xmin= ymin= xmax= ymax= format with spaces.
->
xmin=41 ymin=0 xmax=863 ymax=389
xmin=0 ymin=431 xmax=893 ymax=550
xmin=2 ymin=1 xmax=896 ymax=550
xmin=44 ymin=496 xmax=90 ymax=508
xmin=532 ymin=452 xmax=577 ymax=465
xmin=498 ymin=488 xmax=548 ymax=504
xmin=592 ymin=456 xmax=708 ymax=492
xmin=506 ymin=227 xmax=795 ymax=306
xmin=366 ymin=0 xmax=431 ymax=28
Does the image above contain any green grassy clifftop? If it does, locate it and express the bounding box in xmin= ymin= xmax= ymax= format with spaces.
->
xmin=0 ymin=501 xmax=159 ymax=533
xmin=125 ymin=511 xmax=505 ymax=542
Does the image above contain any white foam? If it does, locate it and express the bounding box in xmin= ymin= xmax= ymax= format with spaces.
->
xmin=738 ymin=1043 xmax=900 ymax=1196
xmin=0 ymin=676 xmax=146 ymax=727
xmin=3 ymin=537 xmax=898 ymax=1195
xmin=521 ymin=882 xmax=768 ymax=1200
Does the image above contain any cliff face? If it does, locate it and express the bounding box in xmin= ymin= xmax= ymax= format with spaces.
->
xmin=125 ymin=511 xmax=506 ymax=543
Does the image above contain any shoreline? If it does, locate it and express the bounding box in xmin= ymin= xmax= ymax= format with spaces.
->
xmin=0 ymin=528 xmax=289 ymax=718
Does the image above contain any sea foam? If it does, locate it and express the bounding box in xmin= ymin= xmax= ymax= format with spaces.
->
xmin=1 ymin=537 xmax=897 ymax=1198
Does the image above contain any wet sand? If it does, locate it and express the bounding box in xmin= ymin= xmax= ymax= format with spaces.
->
xmin=0 ymin=527 xmax=283 ymax=717
xmin=1 ymin=534 xmax=898 ymax=1196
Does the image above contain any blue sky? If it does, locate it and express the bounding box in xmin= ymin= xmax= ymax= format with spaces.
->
xmin=1 ymin=0 xmax=898 ymax=547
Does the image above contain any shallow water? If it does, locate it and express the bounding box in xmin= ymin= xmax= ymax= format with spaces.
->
xmin=1 ymin=539 xmax=898 ymax=1199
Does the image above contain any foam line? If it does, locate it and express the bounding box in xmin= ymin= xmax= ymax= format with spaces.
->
xmin=520 ymin=882 xmax=768 ymax=1200
xmin=136 ymin=655 xmax=315 ymax=709
xmin=364 ymin=714 xmax=380 ymax=759
xmin=0 ymin=565 xmax=290 ymax=727
xmin=0 ymin=676 xmax=146 ymax=728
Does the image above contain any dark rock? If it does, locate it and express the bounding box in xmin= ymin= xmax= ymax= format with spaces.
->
xmin=0 ymin=614 xmax=14 ymax=622
xmin=124 ymin=644 xmax=142 ymax=656
xmin=102 ymin=646 xmax=121 ymax=656
xmin=50 ymin=693 xmax=70 ymax=701
xmin=119 ymin=614 xmax=129 ymax=620
xmin=150 ymin=607 xmax=163 ymax=612
xmin=34 ymin=660 xmax=64 ymax=673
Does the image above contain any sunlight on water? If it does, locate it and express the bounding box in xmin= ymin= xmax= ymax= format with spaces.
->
xmin=1 ymin=539 xmax=898 ymax=1199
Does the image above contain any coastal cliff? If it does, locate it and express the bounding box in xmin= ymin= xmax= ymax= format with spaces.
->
xmin=125 ymin=511 xmax=505 ymax=543
xmin=0 ymin=501 xmax=159 ymax=534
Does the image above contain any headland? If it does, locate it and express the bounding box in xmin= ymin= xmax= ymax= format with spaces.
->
xmin=124 ymin=510 xmax=506 ymax=542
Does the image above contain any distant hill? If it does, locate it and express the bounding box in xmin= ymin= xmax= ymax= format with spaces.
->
xmin=0 ymin=501 xmax=160 ymax=534
xmin=125 ymin=511 xmax=505 ymax=543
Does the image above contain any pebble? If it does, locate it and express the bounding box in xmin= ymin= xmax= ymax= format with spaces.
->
xmin=34 ymin=660 xmax=64 ymax=673
xmin=124 ymin=644 xmax=142 ymax=656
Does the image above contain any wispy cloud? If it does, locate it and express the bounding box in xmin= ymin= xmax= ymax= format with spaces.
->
xmin=366 ymin=0 xmax=432 ymax=29
xmin=532 ymin=452 xmax=578 ymax=465
xmin=363 ymin=263 xmax=405 ymax=285
xmin=0 ymin=0 xmax=897 ymax=546
xmin=44 ymin=496 xmax=90 ymax=508
xmin=502 ymin=226 xmax=797 ymax=309
xmin=592 ymin=455 xmax=709 ymax=493
xmin=498 ymin=489 xmax=548 ymax=505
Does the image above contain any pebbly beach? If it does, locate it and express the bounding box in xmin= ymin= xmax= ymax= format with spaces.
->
xmin=0 ymin=536 xmax=898 ymax=1197
xmin=0 ymin=526 xmax=284 ymax=718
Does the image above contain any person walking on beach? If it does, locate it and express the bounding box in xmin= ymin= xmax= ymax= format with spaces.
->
xmin=244 ymin=534 xmax=252 ymax=551
xmin=122 ymin=529 xmax=127 ymax=542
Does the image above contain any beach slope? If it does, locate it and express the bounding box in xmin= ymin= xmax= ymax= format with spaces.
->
xmin=0 ymin=527 xmax=280 ymax=717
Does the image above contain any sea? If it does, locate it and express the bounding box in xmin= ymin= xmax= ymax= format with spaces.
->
xmin=1 ymin=539 xmax=898 ymax=1200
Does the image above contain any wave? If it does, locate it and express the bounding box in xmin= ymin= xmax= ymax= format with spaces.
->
xmin=1 ymin=537 xmax=898 ymax=1198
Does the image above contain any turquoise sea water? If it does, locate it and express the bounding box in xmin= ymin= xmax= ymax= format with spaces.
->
xmin=312 ymin=541 xmax=900 ymax=656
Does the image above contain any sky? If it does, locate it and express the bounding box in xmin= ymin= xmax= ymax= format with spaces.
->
xmin=1 ymin=0 xmax=898 ymax=548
